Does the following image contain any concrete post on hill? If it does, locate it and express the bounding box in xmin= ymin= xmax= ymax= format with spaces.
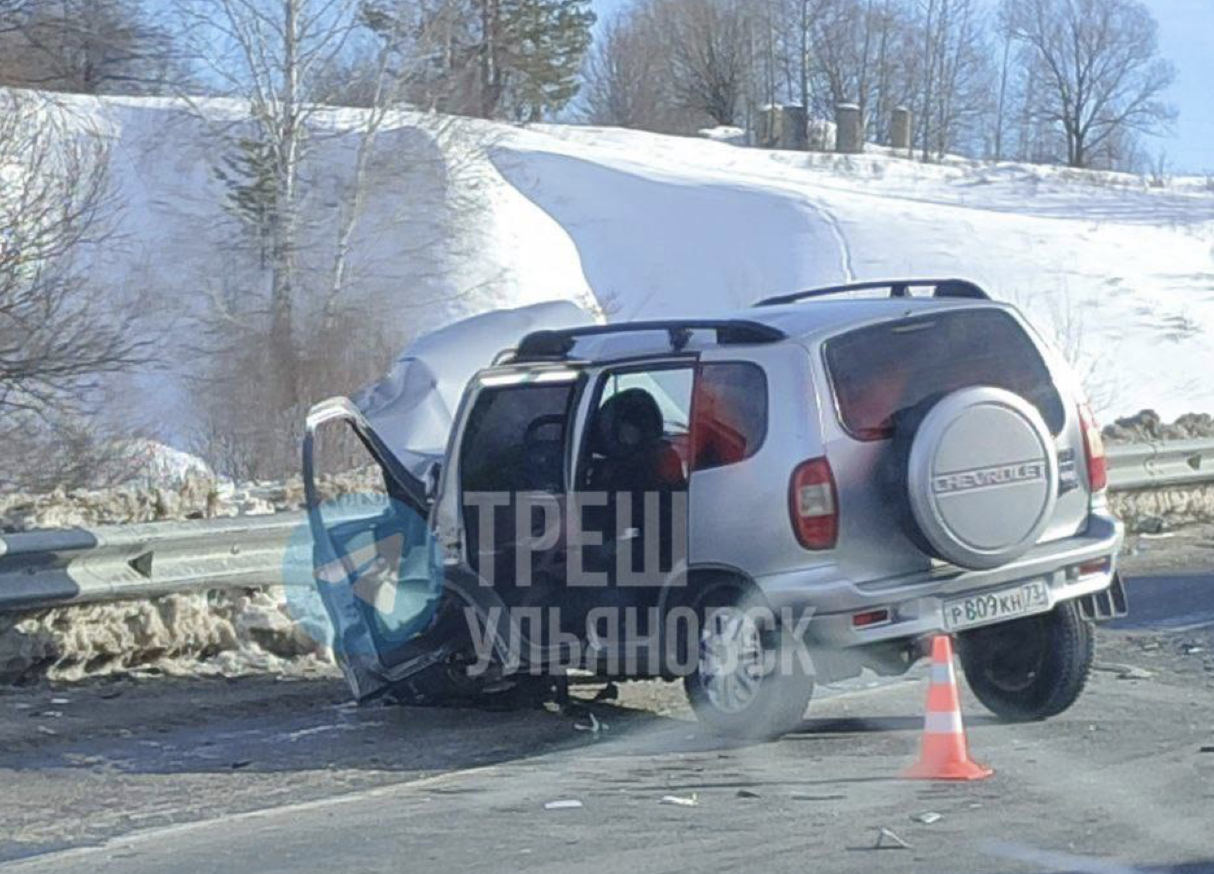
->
xmin=757 ymin=106 xmax=778 ymax=149
xmin=758 ymin=105 xmax=810 ymax=151
xmin=835 ymin=104 xmax=863 ymax=154
xmin=891 ymin=106 xmax=912 ymax=155
xmin=780 ymin=105 xmax=809 ymax=151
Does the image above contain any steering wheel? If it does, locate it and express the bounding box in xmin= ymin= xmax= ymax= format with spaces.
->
xmin=522 ymin=414 xmax=566 ymax=492
xmin=523 ymin=414 xmax=565 ymax=445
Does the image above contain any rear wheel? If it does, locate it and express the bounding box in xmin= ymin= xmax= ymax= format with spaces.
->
xmin=958 ymin=601 xmax=1094 ymax=721
xmin=682 ymin=588 xmax=814 ymax=739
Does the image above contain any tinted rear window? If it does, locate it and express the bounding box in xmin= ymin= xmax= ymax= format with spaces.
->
xmin=824 ymin=310 xmax=1064 ymax=441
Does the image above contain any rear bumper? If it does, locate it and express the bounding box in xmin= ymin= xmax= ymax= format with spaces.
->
xmin=755 ymin=510 xmax=1124 ymax=648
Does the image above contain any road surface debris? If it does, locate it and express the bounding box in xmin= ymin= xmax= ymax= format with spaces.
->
xmin=874 ymin=827 xmax=912 ymax=850
xmin=659 ymin=794 xmax=699 ymax=807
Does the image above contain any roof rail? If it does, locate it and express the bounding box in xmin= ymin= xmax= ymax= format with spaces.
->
xmin=754 ymin=278 xmax=990 ymax=307
xmin=512 ymin=319 xmax=787 ymax=362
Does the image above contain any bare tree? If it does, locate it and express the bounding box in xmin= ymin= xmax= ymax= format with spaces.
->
xmin=319 ymin=7 xmax=490 ymax=329
xmin=653 ymin=0 xmax=754 ymax=127
xmin=0 ymin=90 xmax=148 ymax=415
xmin=808 ymin=0 xmax=915 ymax=144
xmin=172 ymin=1 xmax=496 ymax=479
xmin=0 ymin=0 xmax=34 ymax=34
xmin=916 ymin=0 xmax=991 ymax=159
xmin=788 ymin=0 xmax=824 ymax=111
xmin=0 ymin=0 xmax=184 ymax=94
xmin=581 ymin=10 xmax=668 ymax=129
xmin=1001 ymin=0 xmax=1175 ymax=169
xmin=0 ymin=90 xmax=157 ymax=490
xmin=989 ymin=12 xmax=1013 ymax=161
xmin=175 ymin=0 xmax=363 ymax=409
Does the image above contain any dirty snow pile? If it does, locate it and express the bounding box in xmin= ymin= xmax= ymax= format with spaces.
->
xmin=0 ymin=469 xmax=388 ymax=684
xmin=0 ymin=589 xmax=335 ymax=685
xmin=1103 ymin=410 xmax=1214 ymax=443
xmin=0 ymin=468 xmax=383 ymax=532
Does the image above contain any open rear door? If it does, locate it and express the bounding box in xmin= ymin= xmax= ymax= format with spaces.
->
xmin=301 ymin=397 xmax=443 ymax=701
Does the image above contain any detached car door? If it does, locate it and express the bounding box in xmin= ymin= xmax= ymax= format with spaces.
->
xmin=300 ymin=397 xmax=444 ymax=701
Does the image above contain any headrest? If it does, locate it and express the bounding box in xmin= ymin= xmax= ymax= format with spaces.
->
xmin=594 ymin=389 xmax=664 ymax=459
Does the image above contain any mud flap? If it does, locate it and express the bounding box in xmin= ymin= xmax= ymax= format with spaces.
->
xmin=1076 ymin=572 xmax=1129 ymax=622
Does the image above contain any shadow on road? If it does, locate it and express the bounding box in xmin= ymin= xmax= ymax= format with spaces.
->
xmin=0 ymin=669 xmax=953 ymax=783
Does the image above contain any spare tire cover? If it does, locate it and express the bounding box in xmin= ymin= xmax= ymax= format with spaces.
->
xmin=906 ymin=387 xmax=1058 ymax=570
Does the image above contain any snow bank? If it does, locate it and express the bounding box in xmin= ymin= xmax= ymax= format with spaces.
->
xmin=113 ymin=440 xmax=212 ymax=485
xmin=26 ymin=93 xmax=1212 ymax=427
xmin=514 ymin=123 xmax=1214 ymax=420
xmin=697 ymin=125 xmax=746 ymax=145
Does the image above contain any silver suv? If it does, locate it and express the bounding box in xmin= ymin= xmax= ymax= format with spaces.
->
xmin=302 ymin=279 xmax=1126 ymax=738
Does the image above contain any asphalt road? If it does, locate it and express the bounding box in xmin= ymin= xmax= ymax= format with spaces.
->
xmin=1 ymin=559 xmax=1212 ymax=874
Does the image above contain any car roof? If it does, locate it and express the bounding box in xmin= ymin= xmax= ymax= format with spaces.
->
xmin=552 ymin=297 xmax=1010 ymax=365
xmin=740 ymin=296 xmax=1003 ymax=340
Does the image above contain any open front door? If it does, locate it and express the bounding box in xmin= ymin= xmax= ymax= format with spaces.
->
xmin=300 ymin=398 xmax=443 ymax=701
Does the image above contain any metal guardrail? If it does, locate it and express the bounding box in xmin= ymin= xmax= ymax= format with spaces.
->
xmin=0 ymin=513 xmax=303 ymax=613
xmin=2 ymin=439 xmax=1213 ymax=613
xmin=1104 ymin=438 xmax=1214 ymax=491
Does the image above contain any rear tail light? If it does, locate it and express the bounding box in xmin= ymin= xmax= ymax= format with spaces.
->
xmin=1078 ymin=402 xmax=1107 ymax=492
xmin=789 ymin=457 xmax=838 ymax=550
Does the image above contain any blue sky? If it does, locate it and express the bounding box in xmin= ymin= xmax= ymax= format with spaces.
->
xmin=590 ymin=0 xmax=1214 ymax=172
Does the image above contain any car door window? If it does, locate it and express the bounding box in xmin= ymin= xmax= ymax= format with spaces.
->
xmin=579 ymin=367 xmax=695 ymax=491
xmin=574 ymin=365 xmax=693 ymax=607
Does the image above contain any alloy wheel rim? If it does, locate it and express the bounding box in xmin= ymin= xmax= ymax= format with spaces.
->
xmin=698 ymin=607 xmax=766 ymax=714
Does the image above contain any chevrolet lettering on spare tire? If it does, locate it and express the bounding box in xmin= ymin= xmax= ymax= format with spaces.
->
xmin=932 ymin=460 xmax=1047 ymax=495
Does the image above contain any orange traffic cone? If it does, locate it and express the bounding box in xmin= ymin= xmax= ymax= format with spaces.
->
xmin=902 ymin=635 xmax=993 ymax=781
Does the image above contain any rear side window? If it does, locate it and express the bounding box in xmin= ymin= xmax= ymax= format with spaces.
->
xmin=824 ymin=310 xmax=1064 ymax=441
xmin=691 ymin=363 xmax=768 ymax=470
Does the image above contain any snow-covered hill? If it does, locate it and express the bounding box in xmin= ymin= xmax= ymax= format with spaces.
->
xmin=37 ymin=93 xmax=1214 ymax=424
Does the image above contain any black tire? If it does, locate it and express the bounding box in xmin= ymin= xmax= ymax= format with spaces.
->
xmin=958 ymin=600 xmax=1094 ymax=721
xmin=682 ymin=587 xmax=814 ymax=739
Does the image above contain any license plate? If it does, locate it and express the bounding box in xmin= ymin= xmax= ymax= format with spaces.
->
xmin=943 ymin=581 xmax=1051 ymax=631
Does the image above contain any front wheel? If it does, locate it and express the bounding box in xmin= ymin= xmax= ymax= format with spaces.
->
xmin=958 ymin=600 xmax=1094 ymax=721
xmin=682 ymin=590 xmax=814 ymax=739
